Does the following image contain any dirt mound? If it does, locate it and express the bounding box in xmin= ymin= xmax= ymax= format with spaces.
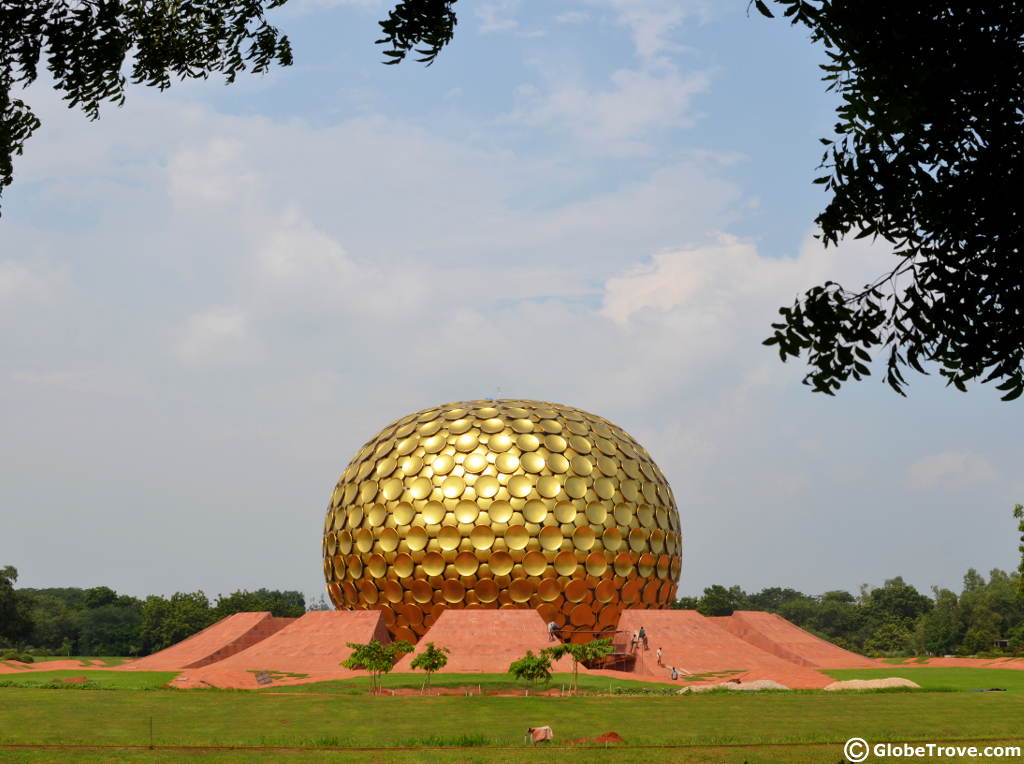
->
xmin=824 ymin=677 xmax=920 ymax=691
xmin=712 ymin=611 xmax=880 ymax=669
xmin=683 ymin=679 xmax=790 ymax=693
xmin=394 ymin=610 xmax=574 ymax=674
xmin=123 ymin=612 xmax=293 ymax=671
xmin=616 ymin=610 xmax=833 ymax=689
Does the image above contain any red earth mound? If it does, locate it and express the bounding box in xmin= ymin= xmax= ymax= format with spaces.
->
xmin=123 ymin=612 xmax=294 ymax=671
xmin=394 ymin=610 xmax=575 ymax=674
xmin=711 ymin=611 xmax=880 ymax=669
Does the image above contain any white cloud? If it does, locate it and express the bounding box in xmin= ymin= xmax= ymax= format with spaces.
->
xmin=907 ymin=452 xmax=999 ymax=493
xmin=513 ymin=65 xmax=710 ymax=155
xmin=173 ymin=306 xmax=254 ymax=366
xmin=476 ymin=0 xmax=520 ymax=33
xmin=0 ymin=260 xmax=67 ymax=309
xmin=586 ymin=0 xmax=712 ymax=60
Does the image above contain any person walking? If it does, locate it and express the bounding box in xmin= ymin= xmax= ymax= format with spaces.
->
xmin=638 ymin=626 xmax=648 ymax=650
xmin=656 ymin=647 xmax=663 ymax=666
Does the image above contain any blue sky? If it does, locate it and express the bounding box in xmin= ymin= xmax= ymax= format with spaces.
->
xmin=2 ymin=0 xmax=1020 ymax=603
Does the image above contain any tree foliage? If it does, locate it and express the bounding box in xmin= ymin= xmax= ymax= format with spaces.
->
xmin=341 ymin=639 xmax=413 ymax=693
xmin=682 ymin=564 xmax=1023 ymax=657
xmin=376 ymin=0 xmax=457 ymax=66
xmin=542 ymin=638 xmax=612 ymax=693
xmin=756 ymin=1 xmax=1024 ymax=399
xmin=507 ymin=649 xmax=552 ymax=686
xmin=1015 ymin=504 xmax=1024 ymax=599
xmin=0 ymin=0 xmax=294 ymax=210
xmin=409 ymin=641 xmax=449 ymax=690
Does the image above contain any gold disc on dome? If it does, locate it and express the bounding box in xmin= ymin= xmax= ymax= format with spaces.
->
xmin=520 ymin=452 xmax=545 ymax=473
xmin=480 ymin=417 xmax=504 ymax=433
xmin=393 ymin=502 xmax=415 ymax=525
xmin=462 ymin=453 xmax=487 ymax=474
xmin=516 ymin=434 xmax=541 ymax=452
xmin=495 ymin=452 xmax=520 ymax=473
xmin=505 ymin=525 xmax=529 ymax=550
xmin=410 ymin=580 xmax=433 ymax=604
xmin=430 ymin=454 xmax=455 ymax=475
xmin=355 ymin=529 xmax=373 ymax=553
xmin=602 ymin=527 xmax=623 ymax=551
xmin=422 ymin=552 xmax=446 ymax=576
xmin=490 ymin=551 xmax=515 ymax=576
xmin=538 ymin=578 xmax=561 ymax=602
xmin=544 ymin=434 xmax=567 ymax=453
xmin=474 ymin=475 xmax=500 ymax=498
xmin=509 ymin=578 xmax=534 ymax=603
xmin=570 ymin=603 xmax=596 ymax=627
xmin=586 ymin=502 xmax=608 ymax=524
xmin=442 ymin=579 xmax=466 ymax=603
xmin=628 ymin=527 xmax=648 ymax=552
xmin=488 ymin=433 xmax=514 ymax=452
xmin=470 ymin=524 xmax=495 ymax=550
xmin=406 ymin=526 xmax=428 ymax=551
xmin=438 ymin=525 xmax=460 ymax=551
xmin=454 ymin=551 xmax=479 ymax=576
xmin=475 ymin=578 xmax=499 ymax=603
xmin=594 ymin=477 xmax=616 ymax=500
xmin=638 ymin=552 xmax=656 ymax=577
xmin=539 ymin=525 xmax=563 ymax=551
xmin=614 ymin=552 xmax=634 ymax=577
xmin=422 ymin=501 xmax=445 ymax=524
xmin=454 ymin=500 xmax=479 ymax=524
xmin=564 ymin=579 xmax=588 ymax=603
xmin=554 ymin=550 xmax=578 ymax=576
xmin=547 ymin=453 xmax=570 ymax=473
xmin=595 ymin=579 xmax=616 ymax=603
xmin=585 ymin=551 xmax=608 ymax=576
xmin=507 ymin=475 xmax=533 ymax=498
xmin=564 ymin=477 xmax=587 ymax=499
xmin=393 ymin=553 xmax=414 ymax=578
xmin=488 ymin=500 xmax=514 ymax=523
xmin=537 ymin=476 xmax=562 ymax=499
xmin=442 ymin=475 xmax=466 ymax=498
xmin=367 ymin=554 xmax=387 ymax=578
xmin=522 ymin=550 xmax=548 ymax=576
xmin=409 ymin=477 xmax=433 ymax=500
xmin=379 ymin=527 xmax=399 ymax=553
xmin=572 ymin=525 xmax=596 ymax=551
xmin=359 ymin=581 xmax=379 ymax=604
xmin=455 ymin=433 xmax=479 ymax=452
xmin=523 ymin=499 xmax=548 ymax=524
xmin=553 ymin=501 xmax=577 ymax=523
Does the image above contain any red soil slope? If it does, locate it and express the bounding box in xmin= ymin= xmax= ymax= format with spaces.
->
xmin=394 ymin=609 xmax=575 ymax=674
xmin=712 ymin=611 xmax=879 ymax=669
xmin=616 ymin=610 xmax=834 ymax=688
xmin=175 ymin=610 xmax=390 ymax=688
xmin=122 ymin=612 xmax=294 ymax=671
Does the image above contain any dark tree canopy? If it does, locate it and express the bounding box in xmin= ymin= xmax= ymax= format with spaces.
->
xmin=756 ymin=1 xmax=1024 ymax=399
xmin=0 ymin=0 xmax=294 ymax=209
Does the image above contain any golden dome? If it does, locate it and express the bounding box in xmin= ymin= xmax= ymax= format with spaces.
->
xmin=322 ymin=399 xmax=682 ymax=642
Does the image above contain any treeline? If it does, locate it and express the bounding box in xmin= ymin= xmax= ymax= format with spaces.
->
xmin=0 ymin=566 xmax=307 ymax=656
xmin=675 ymin=568 xmax=1024 ymax=657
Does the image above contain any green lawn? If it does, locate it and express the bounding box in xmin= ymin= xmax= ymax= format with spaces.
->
xmin=825 ymin=667 xmax=1024 ymax=693
xmin=264 ymin=671 xmax=687 ymax=694
xmin=0 ymin=670 xmax=177 ymax=690
xmin=1 ymin=668 xmax=1022 ymax=762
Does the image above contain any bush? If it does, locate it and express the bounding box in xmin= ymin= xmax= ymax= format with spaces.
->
xmin=0 ymin=651 xmax=33 ymax=663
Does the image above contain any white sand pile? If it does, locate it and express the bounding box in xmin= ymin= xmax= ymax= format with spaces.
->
xmin=680 ymin=679 xmax=790 ymax=693
xmin=824 ymin=677 xmax=920 ymax=691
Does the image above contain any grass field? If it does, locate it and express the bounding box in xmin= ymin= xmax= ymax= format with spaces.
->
xmin=0 ymin=668 xmax=1022 ymax=762
xmin=825 ymin=667 xmax=1024 ymax=693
